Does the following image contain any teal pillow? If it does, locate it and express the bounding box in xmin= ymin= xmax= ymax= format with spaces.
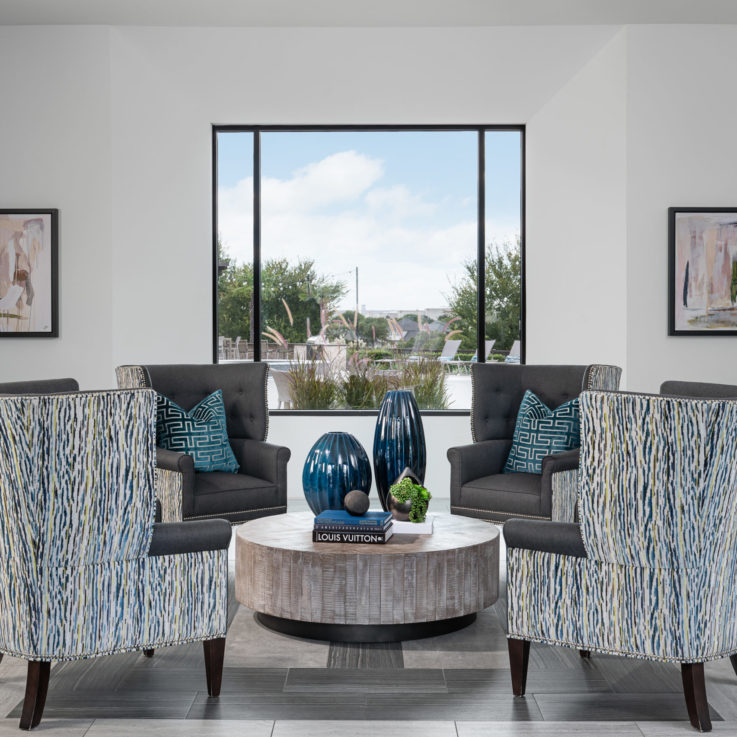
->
xmin=503 ymin=390 xmax=580 ymax=474
xmin=156 ymin=390 xmax=239 ymax=473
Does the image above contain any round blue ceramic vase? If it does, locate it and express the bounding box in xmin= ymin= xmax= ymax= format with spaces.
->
xmin=302 ymin=432 xmax=372 ymax=515
xmin=373 ymin=389 xmax=427 ymax=511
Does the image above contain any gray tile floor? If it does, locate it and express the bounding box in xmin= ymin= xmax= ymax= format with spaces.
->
xmin=2 ymin=502 xmax=737 ymax=736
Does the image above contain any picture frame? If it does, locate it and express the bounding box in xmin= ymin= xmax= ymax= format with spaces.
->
xmin=668 ymin=207 xmax=737 ymax=336
xmin=0 ymin=209 xmax=58 ymax=338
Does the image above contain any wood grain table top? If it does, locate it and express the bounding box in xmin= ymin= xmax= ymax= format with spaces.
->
xmin=236 ymin=511 xmax=499 ymax=557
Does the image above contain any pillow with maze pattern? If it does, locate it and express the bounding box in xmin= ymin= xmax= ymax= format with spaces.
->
xmin=503 ymin=390 xmax=580 ymax=474
xmin=156 ymin=389 xmax=239 ymax=473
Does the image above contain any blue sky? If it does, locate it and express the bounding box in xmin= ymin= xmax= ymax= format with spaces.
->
xmin=217 ymin=130 xmax=521 ymax=311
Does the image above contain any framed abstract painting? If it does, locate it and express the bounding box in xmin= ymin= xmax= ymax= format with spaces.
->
xmin=0 ymin=209 xmax=58 ymax=337
xmin=669 ymin=207 xmax=737 ymax=335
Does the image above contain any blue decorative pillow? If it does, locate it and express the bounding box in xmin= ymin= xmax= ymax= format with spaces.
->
xmin=503 ymin=390 xmax=580 ymax=474
xmin=156 ymin=390 xmax=239 ymax=473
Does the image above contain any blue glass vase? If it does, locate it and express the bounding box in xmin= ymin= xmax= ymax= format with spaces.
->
xmin=302 ymin=432 xmax=372 ymax=515
xmin=373 ymin=390 xmax=427 ymax=511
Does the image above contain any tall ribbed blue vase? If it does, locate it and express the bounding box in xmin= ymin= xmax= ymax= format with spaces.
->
xmin=302 ymin=432 xmax=372 ymax=515
xmin=373 ymin=390 xmax=426 ymax=511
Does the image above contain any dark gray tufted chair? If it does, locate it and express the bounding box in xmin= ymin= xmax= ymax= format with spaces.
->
xmin=116 ymin=363 xmax=290 ymax=524
xmin=448 ymin=363 xmax=621 ymax=523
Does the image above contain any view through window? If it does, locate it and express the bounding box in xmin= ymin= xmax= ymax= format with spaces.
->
xmin=215 ymin=127 xmax=523 ymax=411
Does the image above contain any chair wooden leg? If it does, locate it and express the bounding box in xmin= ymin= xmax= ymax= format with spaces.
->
xmin=730 ymin=654 xmax=737 ymax=677
xmin=143 ymin=649 xmax=154 ymax=658
xmin=508 ymin=638 xmax=530 ymax=697
xmin=203 ymin=637 xmax=226 ymax=697
xmin=19 ymin=661 xmax=50 ymax=731
xmin=579 ymin=650 xmax=591 ymax=658
xmin=681 ymin=662 xmax=711 ymax=732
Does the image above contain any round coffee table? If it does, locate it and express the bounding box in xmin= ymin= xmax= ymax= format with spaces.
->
xmin=235 ymin=511 xmax=499 ymax=642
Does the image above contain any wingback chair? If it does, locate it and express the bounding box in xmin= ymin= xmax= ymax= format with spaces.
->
xmin=447 ymin=363 xmax=621 ymax=523
xmin=505 ymin=390 xmax=737 ymax=732
xmin=0 ymin=389 xmax=230 ymax=730
xmin=116 ymin=363 xmax=290 ymax=524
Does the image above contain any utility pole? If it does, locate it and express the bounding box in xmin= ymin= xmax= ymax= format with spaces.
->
xmin=355 ymin=266 xmax=359 ymax=318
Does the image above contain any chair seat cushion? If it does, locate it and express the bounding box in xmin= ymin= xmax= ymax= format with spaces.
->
xmin=156 ymin=389 xmax=239 ymax=473
xmin=193 ymin=471 xmax=279 ymax=516
xmin=460 ymin=472 xmax=542 ymax=517
xmin=504 ymin=390 xmax=580 ymax=474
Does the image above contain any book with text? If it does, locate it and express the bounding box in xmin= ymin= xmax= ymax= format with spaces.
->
xmin=312 ymin=528 xmax=394 ymax=544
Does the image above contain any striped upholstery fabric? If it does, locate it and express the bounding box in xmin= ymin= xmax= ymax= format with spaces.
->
xmin=549 ymin=364 xmax=623 ymax=522
xmin=550 ymin=468 xmax=578 ymax=523
xmin=508 ymin=390 xmax=737 ymax=662
xmin=0 ymin=390 xmax=228 ymax=661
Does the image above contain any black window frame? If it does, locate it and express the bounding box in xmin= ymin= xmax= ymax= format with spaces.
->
xmin=212 ymin=124 xmax=526 ymax=416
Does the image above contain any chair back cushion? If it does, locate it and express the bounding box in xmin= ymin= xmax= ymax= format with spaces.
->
xmin=504 ymin=390 xmax=580 ymax=474
xmin=0 ymin=389 xmax=156 ymax=569
xmin=156 ymin=390 xmax=239 ymax=472
xmin=471 ymin=364 xmax=589 ymax=442
xmin=139 ymin=363 xmax=269 ymax=441
xmin=0 ymin=378 xmax=79 ymax=394
xmin=579 ymin=390 xmax=737 ymax=571
xmin=660 ymin=380 xmax=737 ymax=399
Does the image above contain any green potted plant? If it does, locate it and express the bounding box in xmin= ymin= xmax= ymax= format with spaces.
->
xmin=388 ymin=472 xmax=432 ymax=523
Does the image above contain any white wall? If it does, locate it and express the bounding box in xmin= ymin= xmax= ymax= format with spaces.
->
xmin=526 ymin=30 xmax=627 ymax=378
xmin=0 ymin=27 xmax=112 ymax=389
xmin=626 ymin=25 xmax=737 ymax=391
xmin=108 ymin=25 xmax=617 ymax=375
xmin=0 ymin=24 xmax=619 ymax=388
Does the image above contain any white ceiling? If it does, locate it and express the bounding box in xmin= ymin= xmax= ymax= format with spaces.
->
xmin=1 ymin=0 xmax=737 ymax=26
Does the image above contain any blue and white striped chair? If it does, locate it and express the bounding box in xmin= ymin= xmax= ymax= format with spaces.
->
xmin=505 ymin=390 xmax=737 ymax=732
xmin=0 ymin=389 xmax=231 ymax=730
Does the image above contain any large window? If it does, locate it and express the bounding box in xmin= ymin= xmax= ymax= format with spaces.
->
xmin=214 ymin=126 xmax=524 ymax=412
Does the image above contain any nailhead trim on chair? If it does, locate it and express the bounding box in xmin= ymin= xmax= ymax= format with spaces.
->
xmin=451 ymin=504 xmax=550 ymax=522
xmin=185 ymin=505 xmax=287 ymax=524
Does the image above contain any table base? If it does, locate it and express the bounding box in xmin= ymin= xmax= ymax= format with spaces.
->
xmin=255 ymin=612 xmax=477 ymax=643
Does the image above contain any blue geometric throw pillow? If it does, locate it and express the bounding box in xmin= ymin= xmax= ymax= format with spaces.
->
xmin=503 ymin=390 xmax=580 ymax=474
xmin=156 ymin=390 xmax=239 ymax=473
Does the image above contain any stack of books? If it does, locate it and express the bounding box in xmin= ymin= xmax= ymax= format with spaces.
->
xmin=313 ymin=509 xmax=393 ymax=544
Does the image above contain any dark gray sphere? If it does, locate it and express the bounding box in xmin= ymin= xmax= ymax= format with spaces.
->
xmin=344 ymin=490 xmax=370 ymax=516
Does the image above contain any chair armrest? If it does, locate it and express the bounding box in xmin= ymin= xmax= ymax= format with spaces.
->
xmin=229 ymin=439 xmax=291 ymax=484
xmin=541 ymin=448 xmax=579 ymax=476
xmin=156 ymin=447 xmax=194 ymax=474
xmin=154 ymin=447 xmax=195 ymax=521
xmin=541 ymin=449 xmax=580 ymax=521
xmin=447 ymin=439 xmax=512 ymax=486
xmin=503 ymin=518 xmax=587 ymax=558
xmin=148 ymin=519 xmax=232 ymax=557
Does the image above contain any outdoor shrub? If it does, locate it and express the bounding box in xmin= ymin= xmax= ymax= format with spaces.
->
xmin=341 ymin=356 xmax=375 ymax=409
xmin=401 ymin=358 xmax=449 ymax=410
xmin=288 ymin=359 xmax=338 ymax=409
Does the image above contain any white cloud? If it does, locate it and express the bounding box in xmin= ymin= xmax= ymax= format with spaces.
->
xmin=265 ymin=150 xmax=383 ymax=214
xmin=364 ymin=185 xmax=437 ymax=221
xmin=218 ymin=151 xmax=518 ymax=312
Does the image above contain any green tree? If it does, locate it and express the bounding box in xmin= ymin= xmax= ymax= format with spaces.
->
xmin=217 ymin=244 xmax=346 ymax=344
xmin=341 ymin=310 xmax=389 ymax=345
xmin=446 ymin=240 xmax=521 ymax=352
xmin=217 ymin=243 xmax=254 ymax=341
